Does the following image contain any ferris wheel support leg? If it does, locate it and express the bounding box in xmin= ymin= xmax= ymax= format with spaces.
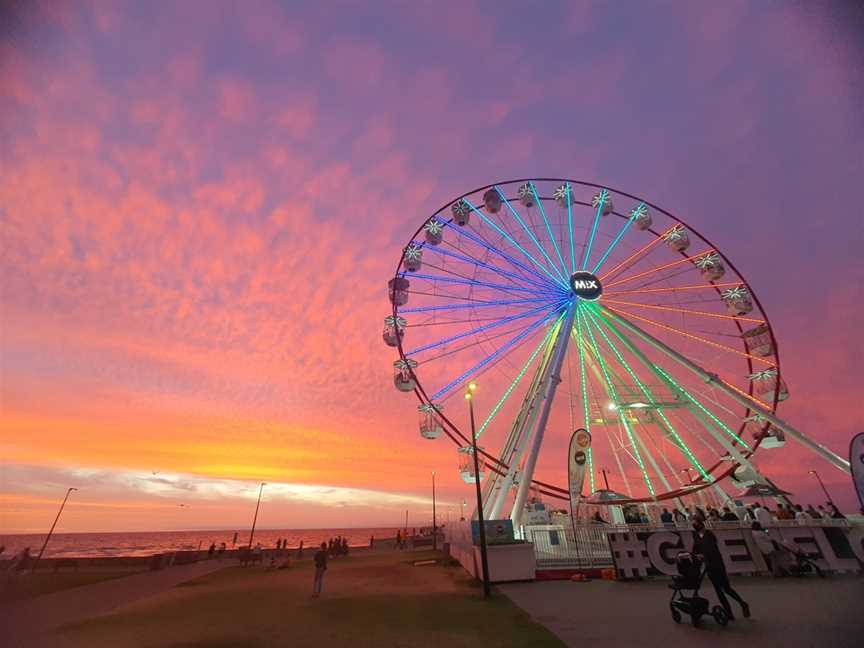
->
xmin=511 ymin=303 xmax=578 ymax=531
xmin=486 ymin=326 xmax=560 ymax=520
xmin=600 ymin=307 xmax=852 ymax=474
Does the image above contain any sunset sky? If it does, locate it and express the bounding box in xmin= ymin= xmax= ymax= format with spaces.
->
xmin=1 ymin=1 xmax=863 ymax=534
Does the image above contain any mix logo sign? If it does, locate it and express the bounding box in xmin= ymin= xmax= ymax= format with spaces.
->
xmin=570 ymin=271 xmax=603 ymax=301
xmin=607 ymin=526 xmax=864 ymax=578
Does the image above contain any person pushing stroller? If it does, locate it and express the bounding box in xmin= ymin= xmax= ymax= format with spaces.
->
xmin=692 ymin=520 xmax=751 ymax=620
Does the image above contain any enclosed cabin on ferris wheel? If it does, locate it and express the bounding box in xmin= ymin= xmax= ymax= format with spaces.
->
xmin=388 ymin=277 xmax=410 ymax=306
xmin=552 ymin=183 xmax=572 ymax=208
xmin=483 ymin=189 xmax=502 ymax=214
xmin=722 ymin=286 xmax=753 ymax=316
xmin=745 ymin=414 xmax=786 ymax=449
xmin=393 ymin=358 xmax=418 ymax=392
xmin=741 ymin=323 xmax=774 ymax=357
xmin=424 ymin=218 xmax=444 ymax=245
xmin=749 ymin=367 xmax=789 ymax=402
xmin=382 ymin=315 xmax=406 ymax=348
xmin=631 ymin=204 xmax=652 ymax=230
xmin=457 ymin=446 xmax=485 ymax=483
xmin=451 ymin=199 xmax=470 ymax=226
xmin=518 ymin=182 xmax=536 ymax=207
xmin=731 ymin=463 xmax=760 ymax=488
xmin=695 ymin=252 xmax=726 ymax=281
xmin=418 ymin=403 xmax=444 ymax=440
xmin=403 ymin=243 xmax=423 ymax=272
xmin=664 ymin=225 xmax=690 ymax=252
xmin=591 ymin=190 xmax=614 ymax=215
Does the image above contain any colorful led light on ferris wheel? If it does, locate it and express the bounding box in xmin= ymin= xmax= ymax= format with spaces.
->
xmin=423 ymin=218 xmax=444 ymax=245
xmin=664 ymin=224 xmax=690 ymax=252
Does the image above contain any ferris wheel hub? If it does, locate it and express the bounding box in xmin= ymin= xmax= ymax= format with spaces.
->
xmin=569 ymin=271 xmax=603 ymax=301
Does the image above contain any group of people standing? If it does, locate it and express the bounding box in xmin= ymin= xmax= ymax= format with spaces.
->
xmin=657 ymin=500 xmax=845 ymax=526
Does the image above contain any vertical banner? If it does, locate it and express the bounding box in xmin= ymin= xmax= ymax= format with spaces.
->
xmin=850 ymin=432 xmax=864 ymax=512
xmin=568 ymin=428 xmax=592 ymax=515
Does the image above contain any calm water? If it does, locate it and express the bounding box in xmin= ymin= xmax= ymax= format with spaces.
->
xmin=0 ymin=528 xmax=400 ymax=559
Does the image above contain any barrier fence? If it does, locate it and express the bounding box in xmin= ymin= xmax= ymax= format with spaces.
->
xmin=524 ymin=519 xmax=861 ymax=573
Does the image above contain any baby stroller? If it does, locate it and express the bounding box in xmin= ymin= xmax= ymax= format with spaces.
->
xmin=669 ymin=552 xmax=729 ymax=627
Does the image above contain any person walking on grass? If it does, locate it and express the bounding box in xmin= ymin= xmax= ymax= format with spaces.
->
xmin=312 ymin=542 xmax=328 ymax=598
xmin=693 ymin=520 xmax=751 ymax=620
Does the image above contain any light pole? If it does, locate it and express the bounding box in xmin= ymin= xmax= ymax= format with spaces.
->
xmin=32 ymin=487 xmax=77 ymax=573
xmin=461 ymin=499 xmax=466 ymax=521
xmin=466 ymin=382 xmax=491 ymax=598
xmin=248 ymin=482 xmax=266 ymax=549
xmin=808 ymin=470 xmax=833 ymax=504
xmin=431 ymin=470 xmax=437 ymax=551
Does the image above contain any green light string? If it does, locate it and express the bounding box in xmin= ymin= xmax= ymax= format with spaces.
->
xmin=583 ymin=307 xmax=711 ymax=482
xmin=592 ymin=306 xmax=750 ymax=451
xmin=476 ymin=313 xmax=564 ymax=438
xmin=580 ymin=304 xmax=656 ymax=496
xmin=573 ymin=304 xmax=595 ymax=494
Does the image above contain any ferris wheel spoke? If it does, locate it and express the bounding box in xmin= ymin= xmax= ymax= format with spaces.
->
xmin=577 ymin=305 xmax=656 ymax=497
xmin=580 ymin=189 xmax=608 ymax=271
xmin=444 ymin=221 xmax=560 ymax=288
xmin=602 ymin=305 xmax=774 ymax=366
xmin=590 ymin=202 xmax=644 ymax=274
xmin=404 ymin=272 xmax=562 ymax=297
xmin=493 ymin=187 xmax=568 ymax=284
xmin=400 ymin=296 xmax=559 ymax=315
xmin=604 ymin=249 xmax=714 ymax=289
xmin=592 ymin=306 xmax=752 ymax=451
xmin=599 ymin=224 xmax=678 ymax=282
xmin=463 ymin=198 xmax=569 ymax=289
xmin=582 ymin=307 xmax=712 ymax=482
xmin=404 ymin=299 xmax=567 ymax=356
xmin=475 ymin=322 xmax=558 ymax=439
xmin=601 ymin=299 xmax=765 ymax=324
xmin=564 ymin=183 xmax=577 ymax=273
xmin=525 ymin=183 xmax=569 ymax=277
xmin=603 ymin=282 xmax=741 ymax=297
xmin=429 ymin=308 xmax=564 ymax=401
xmin=428 ymin=241 xmax=559 ymax=292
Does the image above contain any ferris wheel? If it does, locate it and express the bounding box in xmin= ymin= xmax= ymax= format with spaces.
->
xmin=385 ymin=178 xmax=850 ymax=526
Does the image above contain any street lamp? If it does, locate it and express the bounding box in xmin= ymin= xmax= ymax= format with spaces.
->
xmin=465 ymin=382 xmax=491 ymax=598
xmin=431 ymin=470 xmax=438 ymax=552
xmin=808 ymin=470 xmax=833 ymax=504
xmin=461 ymin=499 xmax=466 ymax=521
xmin=32 ymin=487 xmax=77 ymax=573
xmin=248 ymin=482 xmax=266 ymax=549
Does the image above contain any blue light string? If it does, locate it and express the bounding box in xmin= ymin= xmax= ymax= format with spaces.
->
xmin=464 ymin=198 xmax=569 ymax=290
xmin=429 ymin=306 xmax=567 ymax=401
xmin=581 ymin=188 xmax=607 ymax=270
xmin=405 ymin=298 xmax=568 ymax=356
xmin=400 ymin=296 xmax=555 ymax=315
xmin=495 ymin=187 xmax=568 ymax=285
xmin=528 ymin=182 xmax=568 ymax=279
xmin=591 ymin=202 xmax=643 ymax=274
xmin=405 ymin=272 xmax=565 ymax=297
xmin=422 ymin=242 xmax=557 ymax=293
xmin=441 ymin=221 xmax=557 ymax=288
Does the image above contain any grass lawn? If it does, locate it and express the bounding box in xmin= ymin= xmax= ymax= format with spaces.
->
xmin=56 ymin=550 xmax=564 ymax=647
xmin=0 ymin=570 xmax=142 ymax=602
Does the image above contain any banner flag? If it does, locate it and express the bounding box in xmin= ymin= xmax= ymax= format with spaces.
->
xmin=568 ymin=428 xmax=592 ymax=514
xmin=850 ymin=432 xmax=864 ymax=512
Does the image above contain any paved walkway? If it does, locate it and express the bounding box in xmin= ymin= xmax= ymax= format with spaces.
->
xmin=1 ymin=560 xmax=228 ymax=648
xmin=500 ymin=574 xmax=863 ymax=647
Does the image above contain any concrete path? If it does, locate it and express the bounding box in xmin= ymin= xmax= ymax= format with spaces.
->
xmin=500 ymin=575 xmax=864 ymax=648
xmin=1 ymin=560 xmax=228 ymax=648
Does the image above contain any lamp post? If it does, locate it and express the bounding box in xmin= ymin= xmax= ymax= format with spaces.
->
xmin=808 ymin=470 xmax=833 ymax=504
xmin=248 ymin=482 xmax=266 ymax=549
xmin=431 ymin=470 xmax=437 ymax=551
xmin=461 ymin=499 xmax=466 ymax=521
xmin=466 ymin=382 xmax=491 ymax=598
xmin=32 ymin=487 xmax=77 ymax=573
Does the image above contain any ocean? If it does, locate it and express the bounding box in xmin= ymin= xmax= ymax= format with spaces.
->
xmin=0 ymin=527 xmax=401 ymax=559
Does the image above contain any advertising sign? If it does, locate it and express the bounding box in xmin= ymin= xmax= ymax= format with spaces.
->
xmin=850 ymin=432 xmax=864 ymax=512
xmin=568 ymin=428 xmax=591 ymax=514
